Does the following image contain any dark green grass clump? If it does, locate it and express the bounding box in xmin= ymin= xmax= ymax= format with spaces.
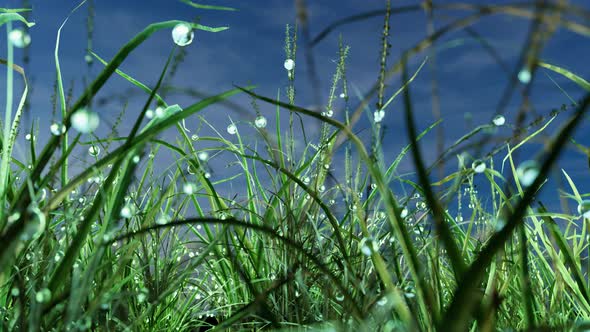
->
xmin=2 ymin=1 xmax=590 ymax=331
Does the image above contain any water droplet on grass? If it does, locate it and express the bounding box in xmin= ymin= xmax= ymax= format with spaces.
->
xmin=335 ymin=293 xmax=344 ymax=301
xmin=400 ymin=208 xmax=408 ymax=219
xmin=518 ymin=69 xmax=531 ymax=84
xmin=154 ymin=106 xmax=165 ymax=118
xmin=339 ymin=93 xmax=346 ymax=98
xmin=21 ymin=205 xmax=45 ymax=241
xmin=284 ymin=59 xmax=295 ymax=70
xmin=120 ymin=204 xmax=136 ymax=218
xmin=578 ymin=200 xmax=590 ymax=219
xmin=516 ymin=160 xmax=539 ymax=187
xmin=35 ymin=288 xmax=51 ymax=303
xmin=84 ymin=54 xmax=93 ymax=64
xmin=88 ymin=145 xmax=100 ymax=156
xmin=191 ymin=134 xmax=199 ymax=141
xmin=50 ymin=122 xmax=66 ymax=136
xmin=137 ymin=288 xmax=148 ymax=302
xmin=71 ymin=108 xmax=100 ymax=133
xmin=9 ymin=28 xmax=31 ymax=48
xmin=25 ymin=133 xmax=32 ymax=141
xmin=183 ymin=182 xmax=197 ymax=195
xmin=172 ymin=22 xmax=194 ymax=46
xmin=254 ymin=116 xmax=267 ymax=128
xmin=374 ymin=109 xmax=385 ymax=123
xmin=132 ymin=155 xmax=141 ymax=164
xmin=145 ymin=109 xmax=154 ymax=119
xmin=471 ymin=159 xmax=486 ymax=173
xmin=227 ymin=123 xmax=237 ymax=135
xmin=156 ymin=215 xmax=171 ymax=225
xmin=198 ymin=151 xmax=209 ymax=161
xmin=360 ymin=237 xmax=378 ymax=256
xmin=492 ymin=115 xmax=505 ymax=126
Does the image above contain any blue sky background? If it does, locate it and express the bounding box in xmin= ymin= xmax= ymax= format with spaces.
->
xmin=3 ymin=0 xmax=590 ymax=217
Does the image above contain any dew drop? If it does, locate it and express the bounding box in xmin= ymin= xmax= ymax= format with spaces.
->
xmin=360 ymin=237 xmax=378 ymax=256
xmin=578 ymin=200 xmax=590 ymax=219
xmin=325 ymin=110 xmax=333 ymax=117
xmin=471 ymin=159 xmax=486 ymax=173
xmin=335 ymin=293 xmax=344 ymax=302
xmin=191 ymin=134 xmax=199 ymax=141
xmin=518 ymin=69 xmax=532 ymax=84
xmin=50 ymin=122 xmax=66 ymax=136
xmin=254 ymin=116 xmax=267 ymax=128
xmin=303 ymin=176 xmax=310 ymax=185
xmin=71 ymin=107 xmax=100 ymax=133
xmin=156 ymin=214 xmax=171 ymax=225
xmin=145 ymin=109 xmax=154 ymax=119
xmin=183 ymin=182 xmax=197 ymax=195
xmin=20 ymin=205 xmax=46 ymax=241
xmin=132 ymin=155 xmax=141 ymax=164
xmin=11 ymin=288 xmax=19 ymax=297
xmin=8 ymin=28 xmax=31 ymax=48
xmin=284 ymin=59 xmax=295 ymax=70
xmin=84 ymin=54 xmax=93 ymax=64
xmin=35 ymin=288 xmax=51 ymax=303
xmin=154 ymin=106 xmax=166 ymax=118
xmin=376 ymin=296 xmax=388 ymax=306
xmin=516 ymin=160 xmax=540 ymax=187
xmin=227 ymin=123 xmax=237 ymax=135
xmin=137 ymin=288 xmax=148 ymax=303
xmin=492 ymin=115 xmax=505 ymax=126
xmin=120 ymin=204 xmax=136 ymax=218
xmin=339 ymin=93 xmax=346 ymax=98
xmin=25 ymin=133 xmax=32 ymax=141
xmin=88 ymin=145 xmax=100 ymax=156
xmin=172 ymin=22 xmax=194 ymax=47
xmin=198 ymin=151 xmax=209 ymax=161
xmin=374 ymin=109 xmax=385 ymax=123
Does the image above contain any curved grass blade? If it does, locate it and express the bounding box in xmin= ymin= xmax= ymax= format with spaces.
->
xmin=179 ymin=0 xmax=237 ymax=11
xmin=538 ymin=61 xmax=590 ymax=91
xmin=400 ymin=57 xmax=466 ymax=283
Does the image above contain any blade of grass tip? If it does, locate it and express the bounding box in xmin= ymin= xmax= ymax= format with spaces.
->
xmin=0 ymin=11 xmax=36 ymax=27
xmin=47 ymin=46 xmax=177 ymax=293
xmin=400 ymin=56 xmax=466 ymax=279
xmin=54 ymin=0 xmax=88 ymax=192
xmin=9 ymin=19 xmax=229 ymax=216
xmin=179 ymin=0 xmax=238 ymax=11
xmin=538 ymin=61 xmax=590 ymax=91
xmin=538 ymin=202 xmax=590 ymax=305
xmin=440 ymin=91 xmax=590 ymax=331
xmin=0 ymin=56 xmax=28 ymax=228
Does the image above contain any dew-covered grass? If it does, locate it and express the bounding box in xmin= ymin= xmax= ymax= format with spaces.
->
xmin=2 ymin=1 xmax=590 ymax=331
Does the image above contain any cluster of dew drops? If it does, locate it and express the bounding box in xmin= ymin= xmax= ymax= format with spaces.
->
xmin=468 ymin=112 xmax=590 ymax=222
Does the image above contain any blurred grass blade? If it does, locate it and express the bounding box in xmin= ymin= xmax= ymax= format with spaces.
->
xmin=179 ymin=0 xmax=237 ymax=11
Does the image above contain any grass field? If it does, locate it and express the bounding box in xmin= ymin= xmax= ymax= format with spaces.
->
xmin=2 ymin=1 xmax=590 ymax=331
